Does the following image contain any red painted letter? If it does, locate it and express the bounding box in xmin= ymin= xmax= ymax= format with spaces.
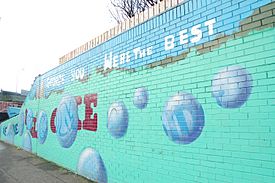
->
xmin=50 ymin=108 xmax=57 ymax=133
xmin=30 ymin=117 xmax=37 ymax=138
xmin=83 ymin=94 xmax=97 ymax=131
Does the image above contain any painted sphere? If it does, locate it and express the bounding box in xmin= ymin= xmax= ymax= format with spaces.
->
xmin=107 ymin=101 xmax=129 ymax=138
xmin=133 ymin=87 xmax=149 ymax=109
xmin=18 ymin=111 xmax=25 ymax=136
xmin=6 ymin=123 xmax=15 ymax=144
xmin=162 ymin=92 xmax=205 ymax=144
xmin=22 ymin=131 xmax=32 ymax=152
xmin=37 ymin=111 xmax=48 ymax=144
xmin=26 ymin=109 xmax=33 ymax=130
xmin=55 ymin=95 xmax=79 ymax=148
xmin=212 ymin=65 xmax=252 ymax=108
xmin=77 ymin=147 xmax=107 ymax=183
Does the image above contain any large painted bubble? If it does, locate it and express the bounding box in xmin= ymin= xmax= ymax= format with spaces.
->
xmin=77 ymin=147 xmax=107 ymax=183
xmin=6 ymin=123 xmax=15 ymax=144
xmin=55 ymin=95 xmax=78 ymax=148
xmin=107 ymin=101 xmax=128 ymax=138
xmin=22 ymin=131 xmax=32 ymax=152
xmin=212 ymin=65 xmax=252 ymax=108
xmin=18 ymin=111 xmax=25 ymax=136
xmin=133 ymin=87 xmax=149 ymax=109
xmin=162 ymin=92 xmax=205 ymax=144
xmin=26 ymin=109 xmax=33 ymax=130
xmin=37 ymin=111 xmax=48 ymax=144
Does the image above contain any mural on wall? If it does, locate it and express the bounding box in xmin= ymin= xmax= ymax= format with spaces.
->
xmin=1 ymin=1 xmax=275 ymax=183
xmin=26 ymin=109 xmax=34 ymax=130
xmin=22 ymin=131 xmax=32 ymax=152
xmin=28 ymin=79 xmax=38 ymax=100
xmin=133 ymin=87 xmax=149 ymax=109
xmin=107 ymin=101 xmax=129 ymax=138
xmin=162 ymin=92 xmax=205 ymax=144
xmin=212 ymin=65 xmax=253 ymax=108
xmin=37 ymin=111 xmax=48 ymax=144
xmin=55 ymin=95 xmax=79 ymax=148
xmin=77 ymin=147 xmax=107 ymax=183
xmin=18 ymin=111 xmax=25 ymax=136
xmin=6 ymin=123 xmax=15 ymax=144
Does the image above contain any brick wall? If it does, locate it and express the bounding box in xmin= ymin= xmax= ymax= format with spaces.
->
xmin=1 ymin=0 xmax=275 ymax=182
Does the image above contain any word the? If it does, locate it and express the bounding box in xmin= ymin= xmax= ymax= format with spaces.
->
xmin=104 ymin=46 xmax=153 ymax=69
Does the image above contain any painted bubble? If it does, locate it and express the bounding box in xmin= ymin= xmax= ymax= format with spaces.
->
xmin=22 ymin=131 xmax=32 ymax=152
xmin=37 ymin=111 xmax=48 ymax=144
xmin=55 ymin=95 xmax=79 ymax=148
xmin=107 ymin=101 xmax=128 ymax=138
xmin=162 ymin=92 xmax=205 ymax=144
xmin=133 ymin=87 xmax=149 ymax=109
xmin=212 ymin=65 xmax=253 ymax=108
xmin=18 ymin=111 xmax=25 ymax=136
xmin=77 ymin=147 xmax=107 ymax=183
xmin=26 ymin=109 xmax=33 ymax=130
xmin=6 ymin=123 xmax=15 ymax=144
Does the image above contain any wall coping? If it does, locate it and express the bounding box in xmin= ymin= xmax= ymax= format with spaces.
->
xmin=59 ymin=0 xmax=186 ymax=65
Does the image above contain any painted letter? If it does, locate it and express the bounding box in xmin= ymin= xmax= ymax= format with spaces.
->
xmin=191 ymin=24 xmax=202 ymax=43
xmin=133 ymin=47 xmax=141 ymax=59
xmin=147 ymin=46 xmax=153 ymax=56
xmin=83 ymin=94 xmax=98 ymax=131
xmin=126 ymin=51 xmax=131 ymax=63
xmin=120 ymin=53 xmax=125 ymax=64
xmin=50 ymin=108 xmax=57 ymax=133
xmin=179 ymin=29 xmax=188 ymax=45
xmin=104 ymin=52 xmax=113 ymax=69
xmin=165 ymin=35 xmax=175 ymax=50
xmin=205 ymin=18 xmax=216 ymax=35
xmin=30 ymin=117 xmax=37 ymax=138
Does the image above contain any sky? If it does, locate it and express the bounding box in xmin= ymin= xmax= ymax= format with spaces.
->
xmin=0 ymin=0 xmax=115 ymax=93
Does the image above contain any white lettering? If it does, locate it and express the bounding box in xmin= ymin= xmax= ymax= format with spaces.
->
xmin=113 ymin=55 xmax=119 ymax=67
xmin=133 ymin=47 xmax=141 ymax=59
xmin=179 ymin=29 xmax=188 ymax=44
xmin=205 ymin=18 xmax=216 ymax=35
xmin=191 ymin=24 xmax=202 ymax=43
xmin=46 ymin=75 xmax=64 ymax=88
xmin=165 ymin=35 xmax=175 ymax=50
xmin=104 ymin=52 xmax=113 ymax=69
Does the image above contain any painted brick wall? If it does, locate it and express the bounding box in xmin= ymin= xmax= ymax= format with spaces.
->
xmin=1 ymin=0 xmax=275 ymax=182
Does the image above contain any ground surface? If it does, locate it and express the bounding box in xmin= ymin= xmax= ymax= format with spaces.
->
xmin=0 ymin=141 xmax=95 ymax=183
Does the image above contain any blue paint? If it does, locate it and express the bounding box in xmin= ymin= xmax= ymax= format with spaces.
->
xmin=77 ymin=147 xmax=107 ymax=183
xmin=6 ymin=123 xmax=15 ymax=144
xmin=133 ymin=87 xmax=149 ymax=109
xmin=26 ymin=109 xmax=33 ymax=130
xmin=162 ymin=92 xmax=205 ymax=144
xmin=37 ymin=111 xmax=48 ymax=144
xmin=18 ymin=111 xmax=25 ymax=136
xmin=28 ymin=79 xmax=38 ymax=100
xmin=212 ymin=65 xmax=252 ymax=108
xmin=107 ymin=101 xmax=128 ymax=138
xmin=22 ymin=131 xmax=32 ymax=152
xmin=55 ymin=95 xmax=79 ymax=148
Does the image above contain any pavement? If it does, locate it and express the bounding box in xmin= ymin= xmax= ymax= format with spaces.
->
xmin=0 ymin=141 xmax=95 ymax=183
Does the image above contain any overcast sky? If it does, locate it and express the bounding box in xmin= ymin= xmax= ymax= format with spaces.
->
xmin=0 ymin=0 xmax=114 ymax=93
